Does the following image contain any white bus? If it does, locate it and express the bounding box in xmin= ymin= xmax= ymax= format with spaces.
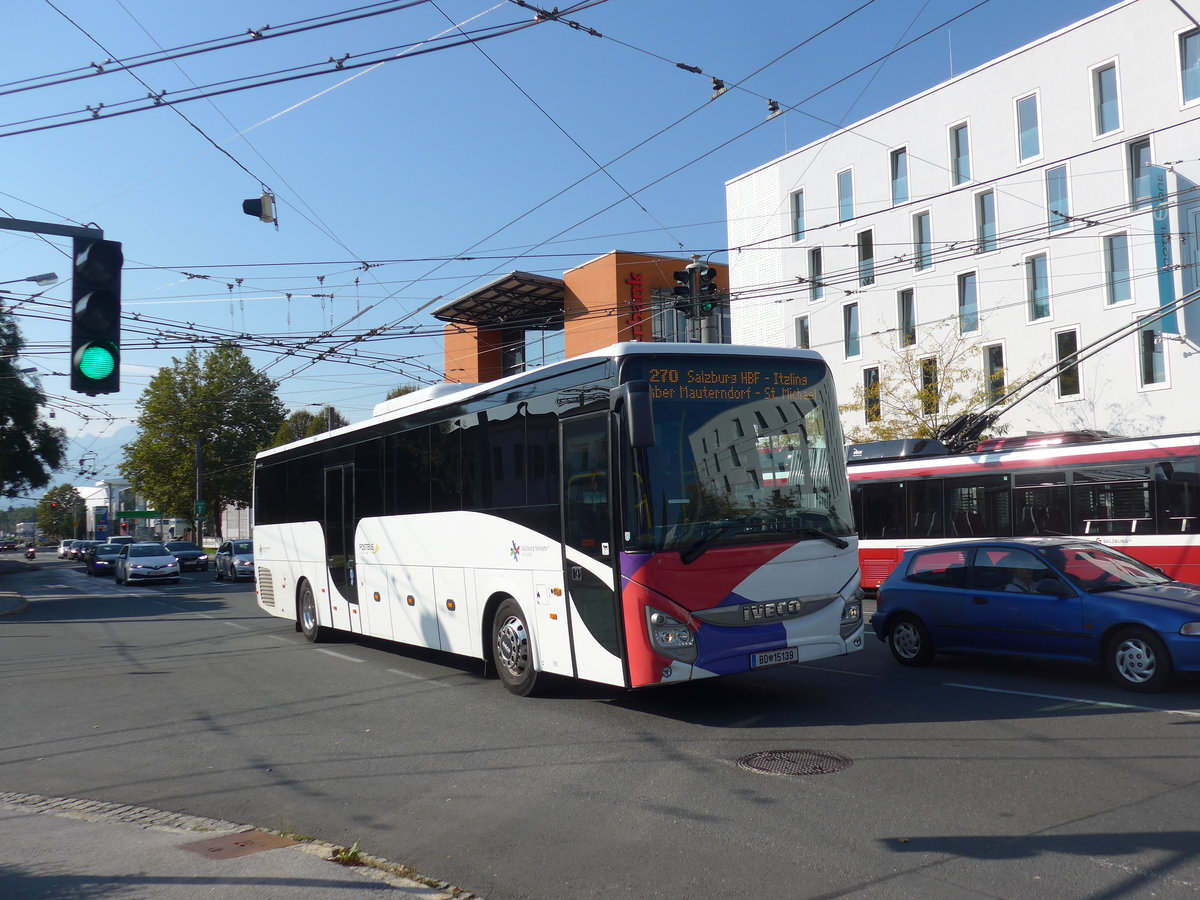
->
xmin=253 ymin=343 xmax=865 ymax=695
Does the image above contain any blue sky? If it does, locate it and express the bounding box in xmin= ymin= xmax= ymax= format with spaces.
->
xmin=0 ymin=0 xmax=1117 ymax=483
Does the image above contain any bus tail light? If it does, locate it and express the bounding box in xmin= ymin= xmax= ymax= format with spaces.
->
xmin=647 ymin=610 xmax=697 ymax=663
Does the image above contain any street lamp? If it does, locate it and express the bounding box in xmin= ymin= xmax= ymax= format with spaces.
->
xmin=0 ymin=272 xmax=58 ymax=287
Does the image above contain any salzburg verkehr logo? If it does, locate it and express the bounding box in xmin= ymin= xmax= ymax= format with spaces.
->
xmin=510 ymin=541 xmax=520 ymax=562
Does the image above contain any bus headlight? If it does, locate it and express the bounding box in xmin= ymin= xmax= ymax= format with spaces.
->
xmin=646 ymin=610 xmax=697 ymax=663
xmin=840 ymin=590 xmax=863 ymax=639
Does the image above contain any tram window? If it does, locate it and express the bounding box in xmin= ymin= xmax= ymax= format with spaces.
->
xmin=857 ymin=482 xmax=906 ymax=538
xmin=1155 ymin=460 xmax=1199 ymax=533
xmin=1013 ymin=483 xmax=1068 ymax=536
xmin=1072 ymin=477 xmax=1151 ymax=535
xmin=906 ymin=479 xmax=945 ymax=537
xmin=944 ymin=474 xmax=1010 ymax=537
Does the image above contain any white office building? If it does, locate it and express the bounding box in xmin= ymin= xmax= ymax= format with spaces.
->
xmin=726 ymin=0 xmax=1200 ymax=441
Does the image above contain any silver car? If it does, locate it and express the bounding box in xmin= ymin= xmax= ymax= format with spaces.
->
xmin=214 ymin=540 xmax=254 ymax=582
xmin=114 ymin=542 xmax=180 ymax=585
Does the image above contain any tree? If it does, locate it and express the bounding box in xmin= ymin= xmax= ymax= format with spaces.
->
xmin=0 ymin=307 xmax=66 ymax=499
xmin=839 ymin=326 xmax=1011 ymax=444
xmin=270 ymin=406 xmax=349 ymax=448
xmin=37 ymin=484 xmax=83 ymax=538
xmin=386 ymin=384 xmax=420 ymax=400
xmin=120 ymin=344 xmax=286 ymax=536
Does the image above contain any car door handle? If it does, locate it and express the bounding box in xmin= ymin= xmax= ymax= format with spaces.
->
xmin=971 ymin=596 xmax=988 ymax=605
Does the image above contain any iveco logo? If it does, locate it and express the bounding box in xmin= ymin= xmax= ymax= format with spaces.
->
xmin=743 ymin=599 xmax=809 ymax=622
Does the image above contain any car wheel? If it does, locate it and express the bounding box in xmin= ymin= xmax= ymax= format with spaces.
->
xmin=888 ymin=614 xmax=935 ymax=667
xmin=299 ymin=582 xmax=325 ymax=643
xmin=214 ymin=564 xmax=223 ymax=580
xmin=492 ymin=598 xmax=541 ymax=696
xmin=1106 ymin=627 xmax=1173 ymax=693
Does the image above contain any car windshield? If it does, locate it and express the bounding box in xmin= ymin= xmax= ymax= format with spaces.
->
xmin=166 ymin=542 xmax=200 ymax=551
xmin=232 ymin=541 xmax=253 ymax=554
xmin=96 ymin=545 xmax=121 ymax=554
xmin=1044 ymin=543 xmax=1173 ymax=592
xmin=129 ymin=545 xmax=166 ymax=558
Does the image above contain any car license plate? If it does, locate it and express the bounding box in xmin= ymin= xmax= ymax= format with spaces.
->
xmin=750 ymin=647 xmax=799 ymax=668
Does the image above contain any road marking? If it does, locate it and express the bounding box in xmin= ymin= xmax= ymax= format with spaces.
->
xmin=223 ymin=621 xmax=250 ymax=631
xmin=944 ymin=682 xmax=1200 ymax=718
xmin=265 ymin=634 xmax=293 ymax=644
xmin=317 ymin=649 xmax=363 ymax=663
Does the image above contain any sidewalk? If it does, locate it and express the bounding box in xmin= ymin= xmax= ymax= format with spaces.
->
xmin=0 ymin=562 xmax=473 ymax=900
xmin=0 ymin=793 xmax=463 ymax=899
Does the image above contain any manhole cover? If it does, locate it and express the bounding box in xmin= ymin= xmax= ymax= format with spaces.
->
xmin=737 ymin=749 xmax=853 ymax=776
xmin=179 ymin=830 xmax=297 ymax=859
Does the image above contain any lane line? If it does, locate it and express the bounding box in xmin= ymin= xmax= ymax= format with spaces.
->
xmin=944 ymin=682 xmax=1200 ymax=718
xmin=317 ymin=649 xmax=364 ymax=663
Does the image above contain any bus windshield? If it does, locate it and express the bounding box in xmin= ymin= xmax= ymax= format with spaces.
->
xmin=621 ymin=356 xmax=854 ymax=555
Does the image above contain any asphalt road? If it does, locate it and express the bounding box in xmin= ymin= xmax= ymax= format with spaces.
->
xmin=2 ymin=556 xmax=1199 ymax=899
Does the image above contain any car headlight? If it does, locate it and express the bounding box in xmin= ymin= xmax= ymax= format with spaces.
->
xmin=237 ymin=559 xmax=252 ymax=566
xmin=840 ymin=588 xmax=863 ymax=638
xmin=1181 ymin=622 xmax=1200 ymax=636
xmin=646 ymin=609 xmax=697 ymax=663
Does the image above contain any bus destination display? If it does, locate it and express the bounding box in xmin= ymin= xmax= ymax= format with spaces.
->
xmin=645 ymin=364 xmax=817 ymax=403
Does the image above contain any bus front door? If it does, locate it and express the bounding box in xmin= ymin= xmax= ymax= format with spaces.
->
xmin=323 ymin=464 xmax=359 ymax=630
xmin=561 ymin=414 xmax=625 ymax=687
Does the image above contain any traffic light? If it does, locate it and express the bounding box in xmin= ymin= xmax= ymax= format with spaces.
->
xmin=242 ymin=192 xmax=276 ymax=224
xmin=696 ymin=266 xmax=719 ymax=315
xmin=70 ymin=237 xmax=123 ymax=395
xmin=672 ymin=269 xmax=695 ymax=318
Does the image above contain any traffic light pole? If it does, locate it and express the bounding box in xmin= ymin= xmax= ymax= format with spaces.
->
xmin=0 ymin=217 xmax=103 ymax=241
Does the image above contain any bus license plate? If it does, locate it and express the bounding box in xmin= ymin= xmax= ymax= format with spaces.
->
xmin=751 ymin=647 xmax=799 ymax=668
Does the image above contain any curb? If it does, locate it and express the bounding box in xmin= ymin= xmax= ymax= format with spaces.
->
xmin=0 ymin=792 xmax=475 ymax=898
xmin=0 ymin=592 xmax=27 ymax=617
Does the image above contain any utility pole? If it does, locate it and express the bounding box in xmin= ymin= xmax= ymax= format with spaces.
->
xmin=194 ymin=439 xmax=203 ymax=545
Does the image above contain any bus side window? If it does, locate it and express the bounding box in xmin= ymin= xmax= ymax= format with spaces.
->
xmin=1156 ymin=460 xmax=1200 ymax=534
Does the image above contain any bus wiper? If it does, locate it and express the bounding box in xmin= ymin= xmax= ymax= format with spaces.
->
xmin=794 ymin=527 xmax=849 ymax=550
xmin=679 ymin=522 xmax=740 ymax=565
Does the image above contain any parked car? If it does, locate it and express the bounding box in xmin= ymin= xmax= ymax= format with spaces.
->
xmin=873 ymin=538 xmax=1200 ymax=692
xmin=84 ymin=543 xmax=124 ymax=576
xmin=114 ymin=542 xmax=180 ymax=585
xmin=164 ymin=540 xmax=208 ymax=572
xmin=58 ymin=540 xmax=77 ymax=559
xmin=214 ymin=540 xmax=254 ymax=582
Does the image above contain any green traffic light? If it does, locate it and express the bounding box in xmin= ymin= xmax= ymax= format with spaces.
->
xmin=77 ymin=344 xmax=117 ymax=381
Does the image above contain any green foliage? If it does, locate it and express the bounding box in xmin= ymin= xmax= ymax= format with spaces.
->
xmin=0 ymin=505 xmax=37 ymax=534
xmin=37 ymin=484 xmax=83 ymax=538
xmin=385 ymin=384 xmax=419 ymax=401
xmin=119 ymin=344 xmax=286 ymax=529
xmin=0 ymin=308 xmax=67 ymax=499
xmin=270 ymin=406 xmax=349 ymax=448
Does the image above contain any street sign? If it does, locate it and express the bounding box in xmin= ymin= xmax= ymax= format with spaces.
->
xmin=194 ymin=501 xmax=207 ymax=515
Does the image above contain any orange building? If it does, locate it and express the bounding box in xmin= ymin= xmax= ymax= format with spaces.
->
xmin=435 ymin=251 xmax=728 ymax=384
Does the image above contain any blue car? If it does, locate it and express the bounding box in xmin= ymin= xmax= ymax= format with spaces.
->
xmin=873 ymin=538 xmax=1200 ymax=692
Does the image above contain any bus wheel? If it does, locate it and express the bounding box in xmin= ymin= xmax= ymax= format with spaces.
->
xmin=299 ymin=582 xmax=325 ymax=643
xmin=888 ymin=614 xmax=934 ymax=667
xmin=1106 ymin=627 xmax=1172 ymax=692
xmin=493 ymin=599 xmax=539 ymax=696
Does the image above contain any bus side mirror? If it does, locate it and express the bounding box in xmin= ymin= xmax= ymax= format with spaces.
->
xmin=614 ymin=381 xmax=655 ymax=448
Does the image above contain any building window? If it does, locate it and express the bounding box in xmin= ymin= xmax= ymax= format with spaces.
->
xmin=1016 ymin=94 xmax=1040 ymax=161
xmin=890 ymin=147 xmax=909 ymax=205
xmin=857 ymin=229 xmax=875 ymax=286
xmin=1128 ymin=138 xmax=1152 ymax=209
xmin=1055 ymin=329 xmax=1081 ymax=397
xmin=795 ymin=315 xmax=810 ymax=349
xmin=1104 ymin=233 xmax=1132 ymax=305
xmin=920 ymin=357 xmax=939 ymax=415
xmin=958 ymin=272 xmax=979 ymax=334
xmin=843 ymin=303 xmax=860 ymax=358
xmin=1093 ymin=62 xmax=1120 ymax=136
xmin=976 ymin=190 xmax=996 ymax=253
xmin=950 ymin=123 xmax=971 ymax=185
xmin=809 ymin=247 xmax=824 ymax=301
xmin=1140 ymin=327 xmax=1166 ymax=385
xmin=984 ymin=344 xmax=1005 ymax=404
xmin=837 ymin=169 xmax=854 ymax=223
xmin=1026 ymin=253 xmax=1050 ymax=321
xmin=1183 ymin=29 xmax=1200 ymax=104
xmin=1046 ymin=165 xmax=1070 ymax=231
xmin=897 ymin=289 xmax=916 ymax=348
xmin=913 ymin=211 xmax=932 ymax=271
xmin=863 ymin=367 xmax=881 ymax=422
xmin=790 ymin=190 xmax=805 ymax=241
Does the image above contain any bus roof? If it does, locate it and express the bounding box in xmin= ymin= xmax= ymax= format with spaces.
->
xmin=258 ymin=342 xmax=829 ymax=462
